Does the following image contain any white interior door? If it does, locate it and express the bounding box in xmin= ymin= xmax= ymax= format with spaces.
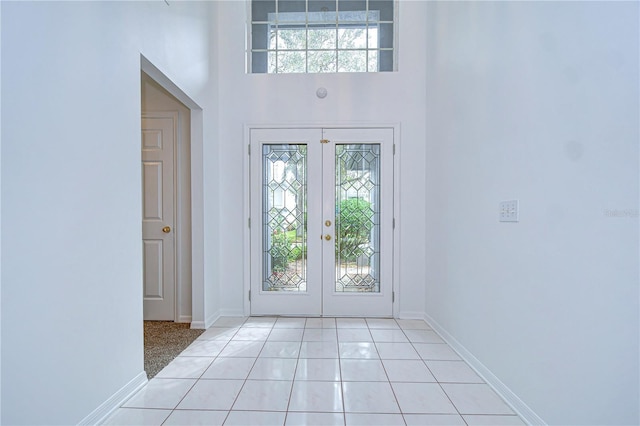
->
xmin=250 ymin=127 xmax=394 ymax=317
xmin=142 ymin=114 xmax=176 ymax=320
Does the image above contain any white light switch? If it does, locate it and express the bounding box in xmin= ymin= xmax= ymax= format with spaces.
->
xmin=499 ymin=200 xmax=519 ymax=222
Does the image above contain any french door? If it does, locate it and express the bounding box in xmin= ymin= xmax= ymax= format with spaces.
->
xmin=249 ymin=127 xmax=394 ymax=317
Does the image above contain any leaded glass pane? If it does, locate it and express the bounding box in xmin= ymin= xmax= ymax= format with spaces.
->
xmin=262 ymin=144 xmax=308 ymax=292
xmin=335 ymin=144 xmax=380 ymax=292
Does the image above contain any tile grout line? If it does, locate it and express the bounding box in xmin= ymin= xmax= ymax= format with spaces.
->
xmin=282 ymin=320 xmax=305 ymax=425
xmin=226 ymin=317 xmax=272 ymax=421
xmin=116 ymin=317 xmax=524 ymax=425
xmin=370 ymin=319 xmax=409 ymax=425
xmin=403 ymin=324 xmax=470 ymax=425
xmin=336 ymin=323 xmax=347 ymax=426
xmin=158 ymin=319 xmax=246 ymax=425
xmin=213 ymin=317 xmax=251 ymax=425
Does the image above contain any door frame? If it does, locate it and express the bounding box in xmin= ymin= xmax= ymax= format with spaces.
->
xmin=141 ymin=59 xmax=202 ymax=324
xmin=243 ymin=123 xmax=401 ymax=317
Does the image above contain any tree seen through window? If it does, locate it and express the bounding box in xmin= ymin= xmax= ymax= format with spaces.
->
xmin=251 ymin=1 xmax=395 ymax=73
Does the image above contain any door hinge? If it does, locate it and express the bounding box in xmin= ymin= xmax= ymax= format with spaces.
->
xmin=248 ymin=217 xmax=251 ymax=228
xmin=392 ymin=291 xmax=395 ymax=303
xmin=248 ymin=290 xmax=251 ymax=301
xmin=393 ymin=144 xmax=396 ymax=155
xmin=393 ymin=218 xmax=395 ymax=229
xmin=320 ymin=139 xmax=330 ymax=144
xmin=248 ymin=144 xmax=251 ymax=155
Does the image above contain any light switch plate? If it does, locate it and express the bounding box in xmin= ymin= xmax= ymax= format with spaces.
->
xmin=499 ymin=200 xmax=519 ymax=222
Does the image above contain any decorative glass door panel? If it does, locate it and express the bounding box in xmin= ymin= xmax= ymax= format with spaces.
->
xmin=262 ymin=144 xmax=308 ymax=292
xmin=250 ymin=127 xmax=393 ymax=317
xmin=335 ymin=144 xmax=381 ymax=293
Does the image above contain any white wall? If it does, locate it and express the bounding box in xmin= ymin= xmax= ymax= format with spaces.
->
xmin=215 ymin=1 xmax=428 ymax=318
xmin=424 ymin=2 xmax=639 ymax=425
xmin=1 ymin=1 xmax=218 ymax=424
xmin=0 ymin=3 xmax=3 ymax=420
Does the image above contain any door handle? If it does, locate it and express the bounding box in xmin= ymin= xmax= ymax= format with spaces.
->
xmin=324 ymin=234 xmax=332 ymax=241
xmin=325 ymin=220 xmax=332 ymax=227
xmin=162 ymin=226 xmax=171 ymax=233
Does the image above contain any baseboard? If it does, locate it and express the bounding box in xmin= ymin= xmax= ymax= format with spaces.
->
xmin=191 ymin=310 xmax=245 ymax=329
xmin=204 ymin=311 xmax=220 ymax=328
xmin=177 ymin=315 xmax=192 ymax=323
xmin=191 ymin=309 xmax=244 ymax=329
xmin=190 ymin=320 xmax=207 ymax=329
xmin=190 ymin=310 xmax=216 ymax=329
xmin=220 ymin=308 xmax=245 ymax=317
xmin=77 ymin=371 xmax=148 ymax=426
xmin=397 ymin=310 xmax=426 ymax=320
xmin=423 ymin=313 xmax=546 ymax=426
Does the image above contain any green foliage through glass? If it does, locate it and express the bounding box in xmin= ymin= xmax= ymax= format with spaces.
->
xmin=337 ymin=198 xmax=373 ymax=261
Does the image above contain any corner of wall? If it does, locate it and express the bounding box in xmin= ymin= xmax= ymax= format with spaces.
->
xmin=424 ymin=313 xmax=547 ymax=425
xmin=397 ymin=311 xmax=425 ymax=320
xmin=191 ymin=309 xmax=245 ymax=330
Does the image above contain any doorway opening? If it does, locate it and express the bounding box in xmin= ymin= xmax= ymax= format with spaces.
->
xmin=139 ymin=56 xmax=206 ymax=380
xmin=140 ymin=69 xmax=200 ymax=378
xmin=141 ymin=72 xmax=192 ymax=322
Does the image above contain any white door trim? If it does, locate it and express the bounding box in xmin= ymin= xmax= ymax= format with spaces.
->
xmin=243 ymin=123 xmax=401 ymax=317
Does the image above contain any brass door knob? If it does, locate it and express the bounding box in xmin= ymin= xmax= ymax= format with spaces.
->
xmin=325 ymin=220 xmax=332 ymax=227
xmin=324 ymin=234 xmax=332 ymax=241
xmin=162 ymin=226 xmax=171 ymax=233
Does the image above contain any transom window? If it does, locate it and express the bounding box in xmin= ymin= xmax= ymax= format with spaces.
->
xmin=250 ymin=0 xmax=395 ymax=74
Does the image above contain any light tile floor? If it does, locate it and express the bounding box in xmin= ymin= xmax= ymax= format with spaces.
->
xmin=103 ymin=317 xmax=526 ymax=426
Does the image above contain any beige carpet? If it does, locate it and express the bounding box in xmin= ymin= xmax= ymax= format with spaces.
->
xmin=144 ymin=321 xmax=204 ymax=379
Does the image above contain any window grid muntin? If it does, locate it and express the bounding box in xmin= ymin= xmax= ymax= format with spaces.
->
xmin=251 ymin=0 xmax=394 ymax=73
